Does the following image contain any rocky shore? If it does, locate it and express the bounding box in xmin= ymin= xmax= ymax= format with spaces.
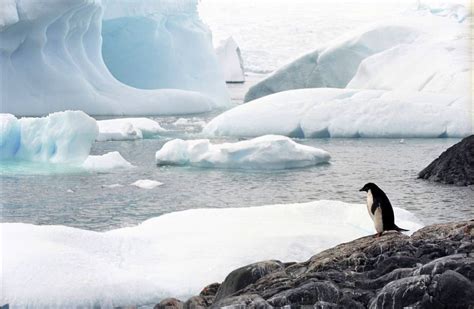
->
xmin=156 ymin=220 xmax=473 ymax=308
xmin=419 ymin=135 xmax=474 ymax=186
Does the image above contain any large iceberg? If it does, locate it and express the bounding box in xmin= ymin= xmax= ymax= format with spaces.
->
xmin=0 ymin=0 xmax=228 ymax=116
xmin=155 ymin=135 xmax=330 ymax=169
xmin=102 ymin=0 xmax=229 ymax=104
xmin=0 ymin=111 xmax=98 ymax=163
xmin=244 ymin=7 xmax=470 ymax=102
xmin=204 ymin=88 xmax=472 ymax=138
xmin=0 ymin=200 xmax=423 ymax=307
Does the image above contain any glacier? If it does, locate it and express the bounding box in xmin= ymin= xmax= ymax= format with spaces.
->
xmin=244 ymin=6 xmax=471 ymax=102
xmin=155 ymin=135 xmax=330 ymax=169
xmin=0 ymin=0 xmax=229 ymax=116
xmin=0 ymin=200 xmax=423 ymax=307
xmin=215 ymin=37 xmax=245 ymax=83
xmin=204 ymin=88 xmax=472 ymax=138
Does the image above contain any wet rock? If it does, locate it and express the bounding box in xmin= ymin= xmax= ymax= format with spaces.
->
xmin=184 ymin=220 xmax=473 ymax=308
xmin=419 ymin=135 xmax=474 ymax=186
xmin=214 ymin=260 xmax=284 ymax=301
xmin=154 ymin=298 xmax=184 ymax=309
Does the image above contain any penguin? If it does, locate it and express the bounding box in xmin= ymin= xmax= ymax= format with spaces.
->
xmin=359 ymin=182 xmax=408 ymax=237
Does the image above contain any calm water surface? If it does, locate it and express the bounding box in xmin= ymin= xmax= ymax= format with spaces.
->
xmin=1 ymin=122 xmax=472 ymax=231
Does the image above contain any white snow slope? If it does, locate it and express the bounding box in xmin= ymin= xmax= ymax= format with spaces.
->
xmin=204 ymin=88 xmax=471 ymax=138
xmin=244 ymin=4 xmax=471 ymax=102
xmin=0 ymin=200 xmax=423 ymax=307
xmin=155 ymin=135 xmax=330 ymax=169
xmin=0 ymin=0 xmax=228 ymax=116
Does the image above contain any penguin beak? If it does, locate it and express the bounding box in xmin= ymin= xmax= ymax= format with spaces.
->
xmin=359 ymin=187 xmax=365 ymax=192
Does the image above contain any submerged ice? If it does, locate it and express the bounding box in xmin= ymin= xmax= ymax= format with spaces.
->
xmin=0 ymin=200 xmax=423 ymax=307
xmin=0 ymin=0 xmax=228 ymax=116
xmin=155 ymin=135 xmax=330 ymax=169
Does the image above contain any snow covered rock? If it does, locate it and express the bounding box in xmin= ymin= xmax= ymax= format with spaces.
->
xmin=0 ymin=201 xmax=422 ymax=307
xmin=205 ymin=88 xmax=471 ymax=138
xmin=244 ymin=10 xmax=470 ymax=102
xmin=215 ymin=37 xmax=245 ymax=83
xmin=102 ymin=0 xmax=230 ymax=106
xmin=97 ymin=118 xmax=166 ymax=142
xmin=131 ymin=179 xmax=164 ymax=189
xmin=0 ymin=0 xmax=226 ymax=116
xmin=82 ymin=151 xmax=134 ymax=171
xmin=0 ymin=111 xmax=98 ymax=163
xmin=155 ymin=135 xmax=330 ymax=169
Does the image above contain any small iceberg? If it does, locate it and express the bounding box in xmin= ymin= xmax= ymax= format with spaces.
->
xmin=215 ymin=37 xmax=245 ymax=83
xmin=155 ymin=135 xmax=330 ymax=169
xmin=0 ymin=111 xmax=97 ymax=163
xmin=96 ymin=118 xmax=166 ymax=141
xmin=131 ymin=179 xmax=164 ymax=189
xmin=82 ymin=151 xmax=134 ymax=171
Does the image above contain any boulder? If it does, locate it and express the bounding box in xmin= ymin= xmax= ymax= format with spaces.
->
xmin=419 ymin=135 xmax=474 ymax=186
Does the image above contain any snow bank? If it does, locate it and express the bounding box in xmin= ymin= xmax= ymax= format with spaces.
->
xmin=0 ymin=0 xmax=226 ymax=116
xmin=0 ymin=200 xmax=423 ymax=307
xmin=97 ymin=118 xmax=166 ymax=142
xmin=82 ymin=152 xmax=134 ymax=171
xmin=102 ymin=0 xmax=230 ymax=106
xmin=0 ymin=111 xmax=98 ymax=163
xmin=244 ymin=9 xmax=470 ymax=102
xmin=131 ymin=179 xmax=164 ymax=189
xmin=155 ymin=135 xmax=330 ymax=169
xmin=204 ymin=88 xmax=471 ymax=138
xmin=215 ymin=37 xmax=245 ymax=83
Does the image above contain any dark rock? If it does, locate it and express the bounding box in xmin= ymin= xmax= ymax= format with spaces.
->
xmin=199 ymin=283 xmax=220 ymax=297
xmin=214 ymin=260 xmax=284 ymax=301
xmin=154 ymin=298 xmax=184 ymax=309
xmin=184 ymin=296 xmax=210 ymax=308
xmin=211 ymin=294 xmax=272 ymax=309
xmin=418 ymin=135 xmax=474 ymax=186
xmin=184 ymin=220 xmax=473 ymax=308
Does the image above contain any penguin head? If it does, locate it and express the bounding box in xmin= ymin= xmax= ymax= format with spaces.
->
xmin=359 ymin=182 xmax=377 ymax=192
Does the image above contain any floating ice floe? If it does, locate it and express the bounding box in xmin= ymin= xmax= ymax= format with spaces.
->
xmin=83 ymin=152 xmax=134 ymax=171
xmin=102 ymin=183 xmax=124 ymax=189
xmin=204 ymin=88 xmax=471 ymax=138
xmin=244 ymin=6 xmax=470 ymax=102
xmin=97 ymin=118 xmax=166 ymax=142
xmin=0 ymin=111 xmax=97 ymax=163
xmin=155 ymin=135 xmax=330 ymax=169
xmin=215 ymin=37 xmax=245 ymax=83
xmin=0 ymin=0 xmax=228 ymax=116
xmin=0 ymin=200 xmax=423 ymax=307
xmin=131 ymin=179 xmax=164 ymax=189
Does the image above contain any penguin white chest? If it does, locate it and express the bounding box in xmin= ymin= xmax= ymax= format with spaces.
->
xmin=367 ymin=190 xmax=383 ymax=233
xmin=366 ymin=190 xmax=374 ymax=219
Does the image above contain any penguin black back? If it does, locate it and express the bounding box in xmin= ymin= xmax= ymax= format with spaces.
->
xmin=359 ymin=182 xmax=407 ymax=232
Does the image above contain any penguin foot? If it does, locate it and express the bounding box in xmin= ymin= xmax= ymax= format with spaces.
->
xmin=373 ymin=232 xmax=383 ymax=238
